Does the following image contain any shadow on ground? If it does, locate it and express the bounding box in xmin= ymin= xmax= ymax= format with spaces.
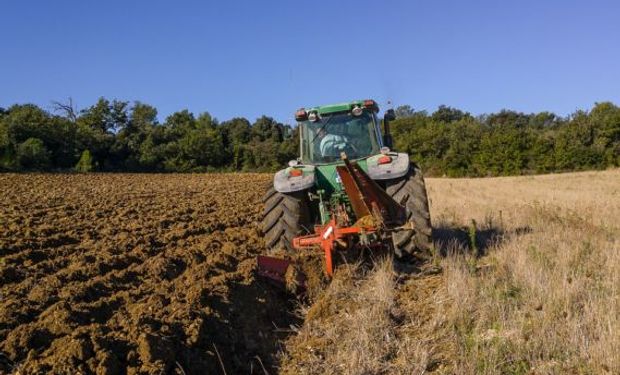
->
xmin=433 ymin=224 xmax=532 ymax=257
xmin=187 ymin=279 xmax=302 ymax=375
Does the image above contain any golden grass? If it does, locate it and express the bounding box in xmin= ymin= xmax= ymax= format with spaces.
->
xmin=280 ymin=259 xmax=399 ymax=374
xmin=281 ymin=169 xmax=619 ymax=374
xmin=431 ymin=169 xmax=619 ymax=374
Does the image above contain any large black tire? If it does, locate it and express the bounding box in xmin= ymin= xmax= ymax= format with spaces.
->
xmin=261 ymin=187 xmax=311 ymax=252
xmin=385 ymin=164 xmax=433 ymax=260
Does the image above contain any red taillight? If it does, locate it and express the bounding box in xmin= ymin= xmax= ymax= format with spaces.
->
xmin=295 ymin=108 xmax=308 ymax=121
xmin=363 ymin=100 xmax=377 ymax=109
xmin=378 ymin=155 xmax=392 ymax=165
xmin=289 ymin=168 xmax=303 ymax=177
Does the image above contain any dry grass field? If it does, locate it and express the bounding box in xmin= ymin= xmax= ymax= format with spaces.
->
xmin=427 ymin=170 xmax=619 ymax=374
xmin=282 ymin=169 xmax=619 ymax=374
xmin=0 ymin=170 xmax=618 ymax=374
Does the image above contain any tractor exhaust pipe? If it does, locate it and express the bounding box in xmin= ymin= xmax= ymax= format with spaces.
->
xmin=383 ymin=108 xmax=396 ymax=149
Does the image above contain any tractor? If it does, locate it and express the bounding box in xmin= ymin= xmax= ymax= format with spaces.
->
xmin=258 ymin=100 xmax=432 ymax=287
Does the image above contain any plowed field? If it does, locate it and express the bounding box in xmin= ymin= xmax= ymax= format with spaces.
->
xmin=0 ymin=173 xmax=299 ymax=374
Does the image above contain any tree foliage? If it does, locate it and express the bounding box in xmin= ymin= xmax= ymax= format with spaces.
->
xmin=0 ymin=98 xmax=618 ymax=175
xmin=391 ymin=102 xmax=620 ymax=176
xmin=17 ymin=138 xmax=51 ymax=170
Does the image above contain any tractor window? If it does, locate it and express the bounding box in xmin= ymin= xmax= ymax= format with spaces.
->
xmin=300 ymin=111 xmax=380 ymax=164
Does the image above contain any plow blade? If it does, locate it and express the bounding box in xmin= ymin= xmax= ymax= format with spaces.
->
xmin=257 ymin=255 xmax=306 ymax=293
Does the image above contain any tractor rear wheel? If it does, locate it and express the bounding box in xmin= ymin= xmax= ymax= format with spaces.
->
xmin=261 ymin=187 xmax=311 ymax=252
xmin=385 ymin=164 xmax=433 ymax=260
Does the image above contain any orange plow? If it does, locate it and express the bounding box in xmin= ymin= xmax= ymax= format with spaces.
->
xmin=257 ymin=154 xmax=409 ymax=289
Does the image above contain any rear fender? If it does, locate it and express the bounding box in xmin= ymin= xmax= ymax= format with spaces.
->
xmin=366 ymin=152 xmax=410 ymax=180
xmin=273 ymin=165 xmax=316 ymax=193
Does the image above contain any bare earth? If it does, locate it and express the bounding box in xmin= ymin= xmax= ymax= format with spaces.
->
xmin=0 ymin=173 xmax=293 ymax=374
xmin=1 ymin=170 xmax=618 ymax=374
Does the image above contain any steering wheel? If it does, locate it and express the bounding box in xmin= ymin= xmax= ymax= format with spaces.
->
xmin=342 ymin=141 xmax=359 ymax=157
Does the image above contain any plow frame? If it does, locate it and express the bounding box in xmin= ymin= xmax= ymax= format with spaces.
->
xmin=292 ymin=218 xmax=379 ymax=276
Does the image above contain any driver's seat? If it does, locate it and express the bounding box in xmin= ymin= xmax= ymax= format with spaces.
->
xmin=320 ymin=134 xmax=349 ymax=157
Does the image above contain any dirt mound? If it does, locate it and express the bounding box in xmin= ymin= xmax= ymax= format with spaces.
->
xmin=0 ymin=173 xmax=299 ymax=374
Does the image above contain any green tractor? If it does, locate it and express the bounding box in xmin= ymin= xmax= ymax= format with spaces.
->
xmin=258 ymin=100 xmax=432 ymax=281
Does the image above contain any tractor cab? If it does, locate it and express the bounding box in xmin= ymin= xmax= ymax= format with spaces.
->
xmin=275 ymin=99 xmax=403 ymax=195
xmin=295 ymin=100 xmax=392 ymax=164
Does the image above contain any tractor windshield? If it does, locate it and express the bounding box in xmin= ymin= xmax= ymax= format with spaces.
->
xmin=300 ymin=111 xmax=381 ymax=164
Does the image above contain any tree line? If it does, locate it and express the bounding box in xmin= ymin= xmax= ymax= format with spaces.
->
xmin=0 ymin=99 xmax=296 ymax=173
xmin=0 ymin=98 xmax=618 ymax=176
xmin=391 ymin=103 xmax=619 ymax=176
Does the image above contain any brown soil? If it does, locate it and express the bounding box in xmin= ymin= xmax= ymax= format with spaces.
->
xmin=0 ymin=173 xmax=300 ymax=374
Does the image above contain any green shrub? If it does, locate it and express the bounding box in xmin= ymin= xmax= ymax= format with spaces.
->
xmin=17 ymin=138 xmax=50 ymax=170
xmin=75 ymin=150 xmax=94 ymax=172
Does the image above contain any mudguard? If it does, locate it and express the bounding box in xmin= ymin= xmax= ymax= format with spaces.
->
xmin=273 ymin=165 xmax=316 ymax=193
xmin=366 ymin=152 xmax=410 ymax=180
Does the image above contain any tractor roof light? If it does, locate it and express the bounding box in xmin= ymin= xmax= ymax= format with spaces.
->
xmin=295 ymin=108 xmax=308 ymax=121
xmin=351 ymin=106 xmax=363 ymax=117
xmin=308 ymin=112 xmax=319 ymax=122
xmin=363 ymin=99 xmax=378 ymax=111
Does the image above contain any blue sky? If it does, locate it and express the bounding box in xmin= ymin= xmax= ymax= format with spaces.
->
xmin=1 ymin=0 xmax=619 ymax=124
